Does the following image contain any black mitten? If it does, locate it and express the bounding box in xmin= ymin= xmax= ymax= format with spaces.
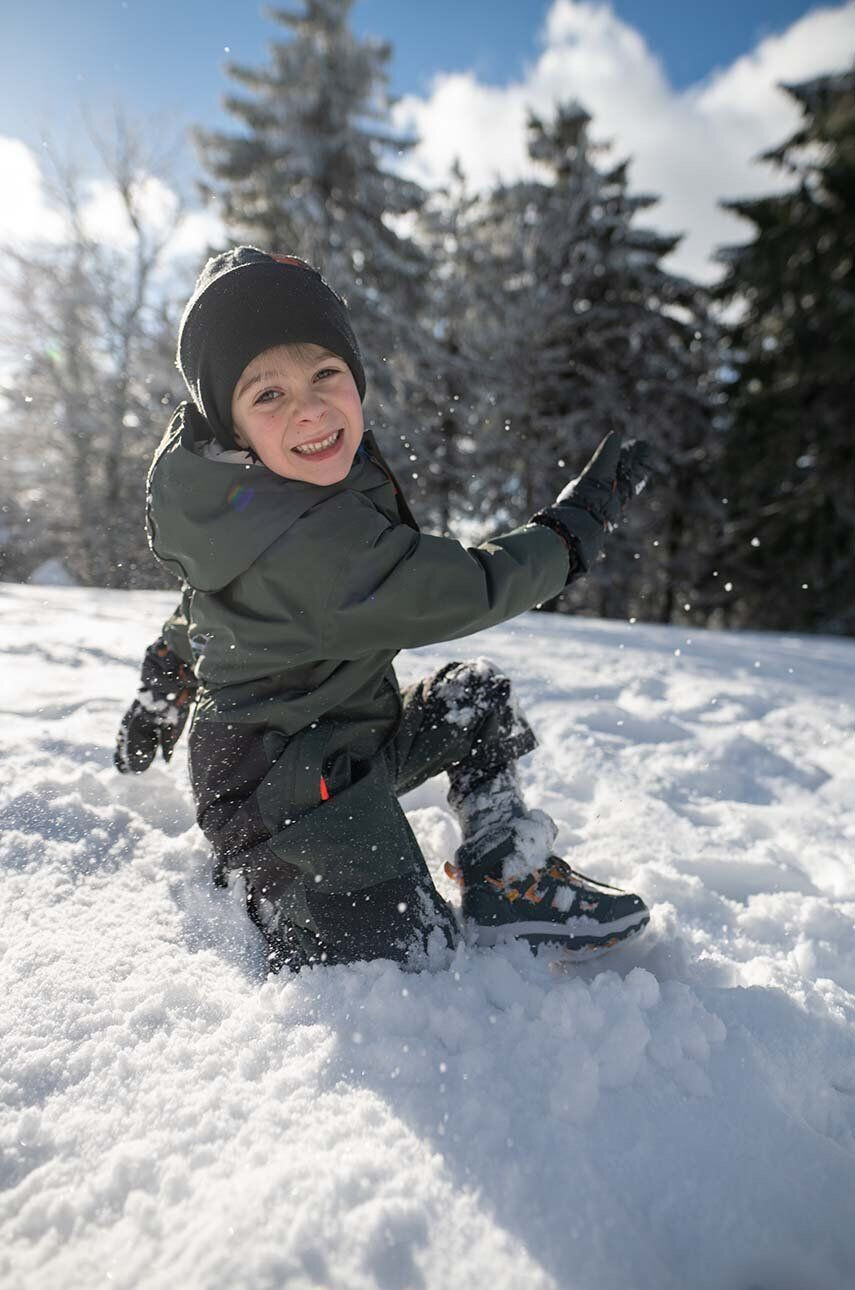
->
xmin=531 ymin=431 xmax=653 ymax=579
xmin=615 ymin=439 xmax=654 ymax=508
xmin=114 ymin=638 xmax=198 ymax=774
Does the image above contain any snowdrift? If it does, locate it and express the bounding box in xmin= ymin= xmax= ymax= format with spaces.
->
xmin=1 ymin=582 xmax=853 ymax=1290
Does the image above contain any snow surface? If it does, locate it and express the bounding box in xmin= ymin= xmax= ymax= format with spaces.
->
xmin=1 ymin=582 xmax=854 ymax=1290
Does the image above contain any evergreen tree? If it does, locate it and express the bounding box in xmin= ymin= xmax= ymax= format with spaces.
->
xmin=410 ymin=162 xmax=499 ymax=535
xmin=714 ymin=69 xmax=855 ymax=634
xmin=467 ymin=105 xmax=719 ymax=621
xmin=195 ymin=0 xmax=431 ymax=471
xmin=449 ymin=178 xmax=548 ymax=531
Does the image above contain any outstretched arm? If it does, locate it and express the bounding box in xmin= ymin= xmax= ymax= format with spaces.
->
xmin=305 ymin=433 xmax=652 ymax=658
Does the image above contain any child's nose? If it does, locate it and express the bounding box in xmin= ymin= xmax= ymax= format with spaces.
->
xmin=294 ymin=391 xmax=325 ymax=421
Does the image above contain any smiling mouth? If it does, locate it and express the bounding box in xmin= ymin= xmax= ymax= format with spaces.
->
xmin=292 ymin=428 xmax=343 ymax=456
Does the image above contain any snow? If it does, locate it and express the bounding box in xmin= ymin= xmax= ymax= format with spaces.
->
xmin=1 ymin=581 xmax=854 ymax=1290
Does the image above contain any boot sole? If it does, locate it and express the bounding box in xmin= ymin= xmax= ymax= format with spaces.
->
xmin=472 ymin=909 xmax=649 ymax=955
xmin=549 ymin=920 xmax=649 ymax=964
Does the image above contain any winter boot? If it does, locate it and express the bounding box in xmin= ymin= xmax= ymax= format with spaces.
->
xmin=448 ymin=805 xmax=649 ymax=960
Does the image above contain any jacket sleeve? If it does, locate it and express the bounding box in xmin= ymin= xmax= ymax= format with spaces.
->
xmin=159 ymin=585 xmax=196 ymax=666
xmin=317 ymin=492 xmax=571 ymax=658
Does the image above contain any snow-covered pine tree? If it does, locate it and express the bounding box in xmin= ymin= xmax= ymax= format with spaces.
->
xmin=468 ymin=104 xmax=719 ymax=622
xmin=194 ymin=0 xmax=431 ymax=473
xmin=713 ymin=68 xmax=855 ymax=634
xmin=449 ymin=176 xmax=552 ymax=536
xmin=408 ymin=162 xmax=502 ymax=535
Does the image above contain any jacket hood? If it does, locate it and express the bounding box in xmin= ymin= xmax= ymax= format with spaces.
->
xmin=146 ymin=402 xmax=402 ymax=593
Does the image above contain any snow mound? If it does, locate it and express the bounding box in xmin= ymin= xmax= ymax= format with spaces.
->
xmin=1 ymin=582 xmax=854 ymax=1290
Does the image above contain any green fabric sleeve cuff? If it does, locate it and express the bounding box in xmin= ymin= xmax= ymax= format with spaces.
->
xmin=160 ymin=587 xmax=196 ymax=666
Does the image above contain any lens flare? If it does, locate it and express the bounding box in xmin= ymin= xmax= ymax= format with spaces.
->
xmin=226 ymin=482 xmax=254 ymax=512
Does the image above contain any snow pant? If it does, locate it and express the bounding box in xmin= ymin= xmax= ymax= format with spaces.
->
xmin=189 ymin=659 xmax=547 ymax=965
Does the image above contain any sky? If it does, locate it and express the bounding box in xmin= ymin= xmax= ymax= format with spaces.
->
xmin=1 ymin=1 xmax=854 ymax=281
xmin=0 ymin=0 xmax=825 ymax=140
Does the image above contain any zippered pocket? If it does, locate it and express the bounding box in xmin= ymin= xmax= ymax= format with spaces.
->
xmin=258 ymin=723 xmax=335 ymax=833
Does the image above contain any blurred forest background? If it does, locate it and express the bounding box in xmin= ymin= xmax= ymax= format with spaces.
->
xmin=0 ymin=0 xmax=852 ymax=635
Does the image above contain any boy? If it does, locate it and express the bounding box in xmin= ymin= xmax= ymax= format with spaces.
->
xmin=116 ymin=247 xmax=652 ymax=972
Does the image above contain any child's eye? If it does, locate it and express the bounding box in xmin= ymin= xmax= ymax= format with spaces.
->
xmin=255 ymin=389 xmax=280 ymax=404
xmin=314 ymin=366 xmax=341 ymax=381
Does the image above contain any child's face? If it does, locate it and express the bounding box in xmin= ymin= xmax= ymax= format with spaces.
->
xmin=230 ymin=342 xmax=364 ymax=484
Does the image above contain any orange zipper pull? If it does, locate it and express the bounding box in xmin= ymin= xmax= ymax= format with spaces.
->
xmin=319 ymin=775 xmax=330 ymax=802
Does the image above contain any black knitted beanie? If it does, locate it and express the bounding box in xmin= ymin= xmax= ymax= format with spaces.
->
xmin=176 ymin=247 xmax=366 ymax=447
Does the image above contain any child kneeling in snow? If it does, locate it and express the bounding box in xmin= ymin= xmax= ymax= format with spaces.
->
xmin=115 ymin=247 xmax=652 ymax=971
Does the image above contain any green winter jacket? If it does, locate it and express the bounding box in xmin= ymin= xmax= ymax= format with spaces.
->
xmin=146 ymin=402 xmax=570 ymax=743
